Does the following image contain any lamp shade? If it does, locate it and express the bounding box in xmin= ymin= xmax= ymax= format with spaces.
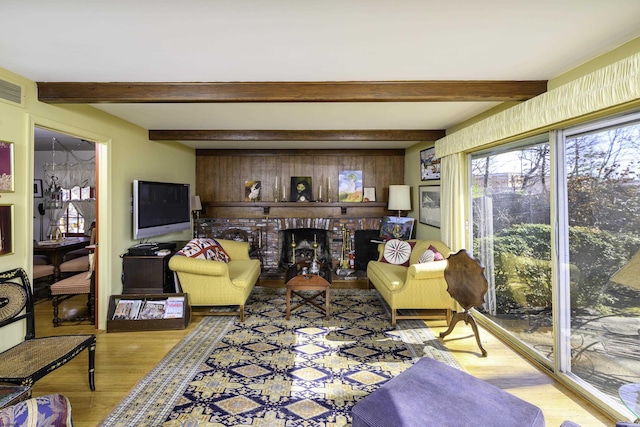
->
xmin=191 ymin=195 xmax=202 ymax=211
xmin=388 ymin=185 xmax=411 ymax=211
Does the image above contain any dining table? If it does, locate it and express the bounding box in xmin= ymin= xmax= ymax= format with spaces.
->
xmin=33 ymin=236 xmax=91 ymax=281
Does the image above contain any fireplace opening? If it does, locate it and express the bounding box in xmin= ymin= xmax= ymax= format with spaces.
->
xmin=278 ymin=228 xmax=332 ymax=270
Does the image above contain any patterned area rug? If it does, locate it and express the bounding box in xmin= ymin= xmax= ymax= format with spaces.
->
xmin=100 ymin=287 xmax=459 ymax=427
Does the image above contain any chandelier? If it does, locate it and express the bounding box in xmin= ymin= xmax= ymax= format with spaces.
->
xmin=43 ymin=137 xmax=63 ymax=210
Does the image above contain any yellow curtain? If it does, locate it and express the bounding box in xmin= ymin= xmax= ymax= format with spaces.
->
xmin=435 ymin=52 xmax=640 ymax=158
xmin=440 ymin=153 xmax=466 ymax=252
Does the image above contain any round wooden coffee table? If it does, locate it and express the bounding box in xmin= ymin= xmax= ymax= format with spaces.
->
xmin=285 ymin=260 xmax=332 ymax=320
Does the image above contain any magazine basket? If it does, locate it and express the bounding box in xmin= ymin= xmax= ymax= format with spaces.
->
xmin=106 ymin=293 xmax=190 ymax=332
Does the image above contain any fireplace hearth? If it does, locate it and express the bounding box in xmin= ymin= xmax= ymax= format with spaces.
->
xmin=278 ymin=228 xmax=331 ymax=270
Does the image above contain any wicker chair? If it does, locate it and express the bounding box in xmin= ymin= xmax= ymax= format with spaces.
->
xmin=0 ymin=268 xmax=96 ymax=390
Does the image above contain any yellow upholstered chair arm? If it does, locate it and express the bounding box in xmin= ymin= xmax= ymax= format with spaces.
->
xmin=168 ymin=255 xmax=229 ymax=277
xmin=408 ymin=261 xmax=448 ymax=280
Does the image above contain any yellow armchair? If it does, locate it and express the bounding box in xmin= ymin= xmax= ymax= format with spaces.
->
xmin=168 ymin=239 xmax=261 ymax=321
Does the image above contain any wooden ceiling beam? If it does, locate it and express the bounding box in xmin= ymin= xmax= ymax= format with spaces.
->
xmin=149 ymin=129 xmax=446 ymax=141
xmin=38 ymin=80 xmax=547 ymax=103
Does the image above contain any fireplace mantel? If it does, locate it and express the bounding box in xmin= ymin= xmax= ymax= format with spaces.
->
xmin=204 ymin=201 xmax=390 ymax=218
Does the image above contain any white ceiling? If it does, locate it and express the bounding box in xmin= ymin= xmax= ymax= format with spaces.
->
xmin=34 ymin=127 xmax=94 ymax=152
xmin=5 ymin=0 xmax=640 ymax=150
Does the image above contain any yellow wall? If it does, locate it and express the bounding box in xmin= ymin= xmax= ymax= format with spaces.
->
xmin=0 ymin=68 xmax=195 ymax=348
xmin=404 ymin=142 xmax=442 ymax=241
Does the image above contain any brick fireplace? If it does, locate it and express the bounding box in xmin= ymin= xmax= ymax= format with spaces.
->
xmin=195 ymin=217 xmax=383 ymax=272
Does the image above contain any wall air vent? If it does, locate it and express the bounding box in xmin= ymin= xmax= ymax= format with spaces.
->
xmin=0 ymin=78 xmax=23 ymax=105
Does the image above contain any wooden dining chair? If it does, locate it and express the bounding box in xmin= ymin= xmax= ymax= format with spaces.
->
xmin=50 ymin=229 xmax=97 ymax=327
xmin=57 ymin=224 xmax=96 ymax=279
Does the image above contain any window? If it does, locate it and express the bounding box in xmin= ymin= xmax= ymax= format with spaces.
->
xmin=559 ymin=114 xmax=640 ymax=406
xmin=471 ymin=135 xmax=553 ymax=364
xmin=55 ymin=186 xmax=94 ymax=235
xmin=469 ymin=111 xmax=640 ymax=419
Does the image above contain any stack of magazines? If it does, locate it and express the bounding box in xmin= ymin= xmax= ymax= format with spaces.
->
xmin=112 ymin=296 xmax=184 ymax=320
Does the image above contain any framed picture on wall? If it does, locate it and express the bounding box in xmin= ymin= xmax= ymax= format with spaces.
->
xmin=245 ymin=180 xmax=261 ymax=201
xmin=290 ymin=176 xmax=312 ymax=202
xmin=0 ymin=204 xmax=13 ymax=255
xmin=34 ymin=179 xmax=43 ymax=198
xmin=0 ymin=142 xmax=14 ymax=192
xmin=380 ymin=216 xmax=415 ymax=241
xmin=420 ymin=147 xmax=441 ymax=181
xmin=419 ymin=185 xmax=441 ymax=228
xmin=363 ymin=187 xmax=376 ymax=202
xmin=338 ymin=170 xmax=363 ymax=202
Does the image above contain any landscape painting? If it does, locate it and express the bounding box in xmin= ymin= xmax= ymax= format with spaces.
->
xmin=380 ymin=216 xmax=414 ymax=241
xmin=338 ymin=170 xmax=363 ymax=202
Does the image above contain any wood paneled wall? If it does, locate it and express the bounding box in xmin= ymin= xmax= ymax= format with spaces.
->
xmin=196 ymin=149 xmax=405 ymax=216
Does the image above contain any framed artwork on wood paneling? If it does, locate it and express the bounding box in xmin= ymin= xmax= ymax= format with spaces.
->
xmin=338 ymin=170 xmax=363 ymax=202
xmin=363 ymin=187 xmax=376 ymax=202
xmin=290 ymin=176 xmax=312 ymax=202
xmin=245 ymin=181 xmax=261 ymax=201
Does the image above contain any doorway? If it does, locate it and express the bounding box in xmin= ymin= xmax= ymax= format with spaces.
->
xmin=33 ymin=126 xmax=98 ymax=327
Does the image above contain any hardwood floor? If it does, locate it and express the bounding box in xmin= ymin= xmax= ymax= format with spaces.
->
xmin=29 ymin=293 xmax=613 ymax=427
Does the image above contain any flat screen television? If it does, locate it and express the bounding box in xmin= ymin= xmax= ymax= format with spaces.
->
xmin=132 ymin=180 xmax=191 ymax=240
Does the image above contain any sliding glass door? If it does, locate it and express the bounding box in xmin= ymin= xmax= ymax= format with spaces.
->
xmin=471 ymin=135 xmax=553 ymax=363
xmin=559 ymin=115 xmax=640 ymax=403
xmin=469 ymin=110 xmax=640 ymax=417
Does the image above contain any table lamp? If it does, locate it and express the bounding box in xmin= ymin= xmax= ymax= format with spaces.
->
xmin=388 ymin=185 xmax=411 ymax=239
xmin=191 ymin=195 xmax=202 ymax=219
xmin=191 ymin=195 xmax=203 ymax=238
xmin=388 ymin=185 xmax=411 ymax=218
